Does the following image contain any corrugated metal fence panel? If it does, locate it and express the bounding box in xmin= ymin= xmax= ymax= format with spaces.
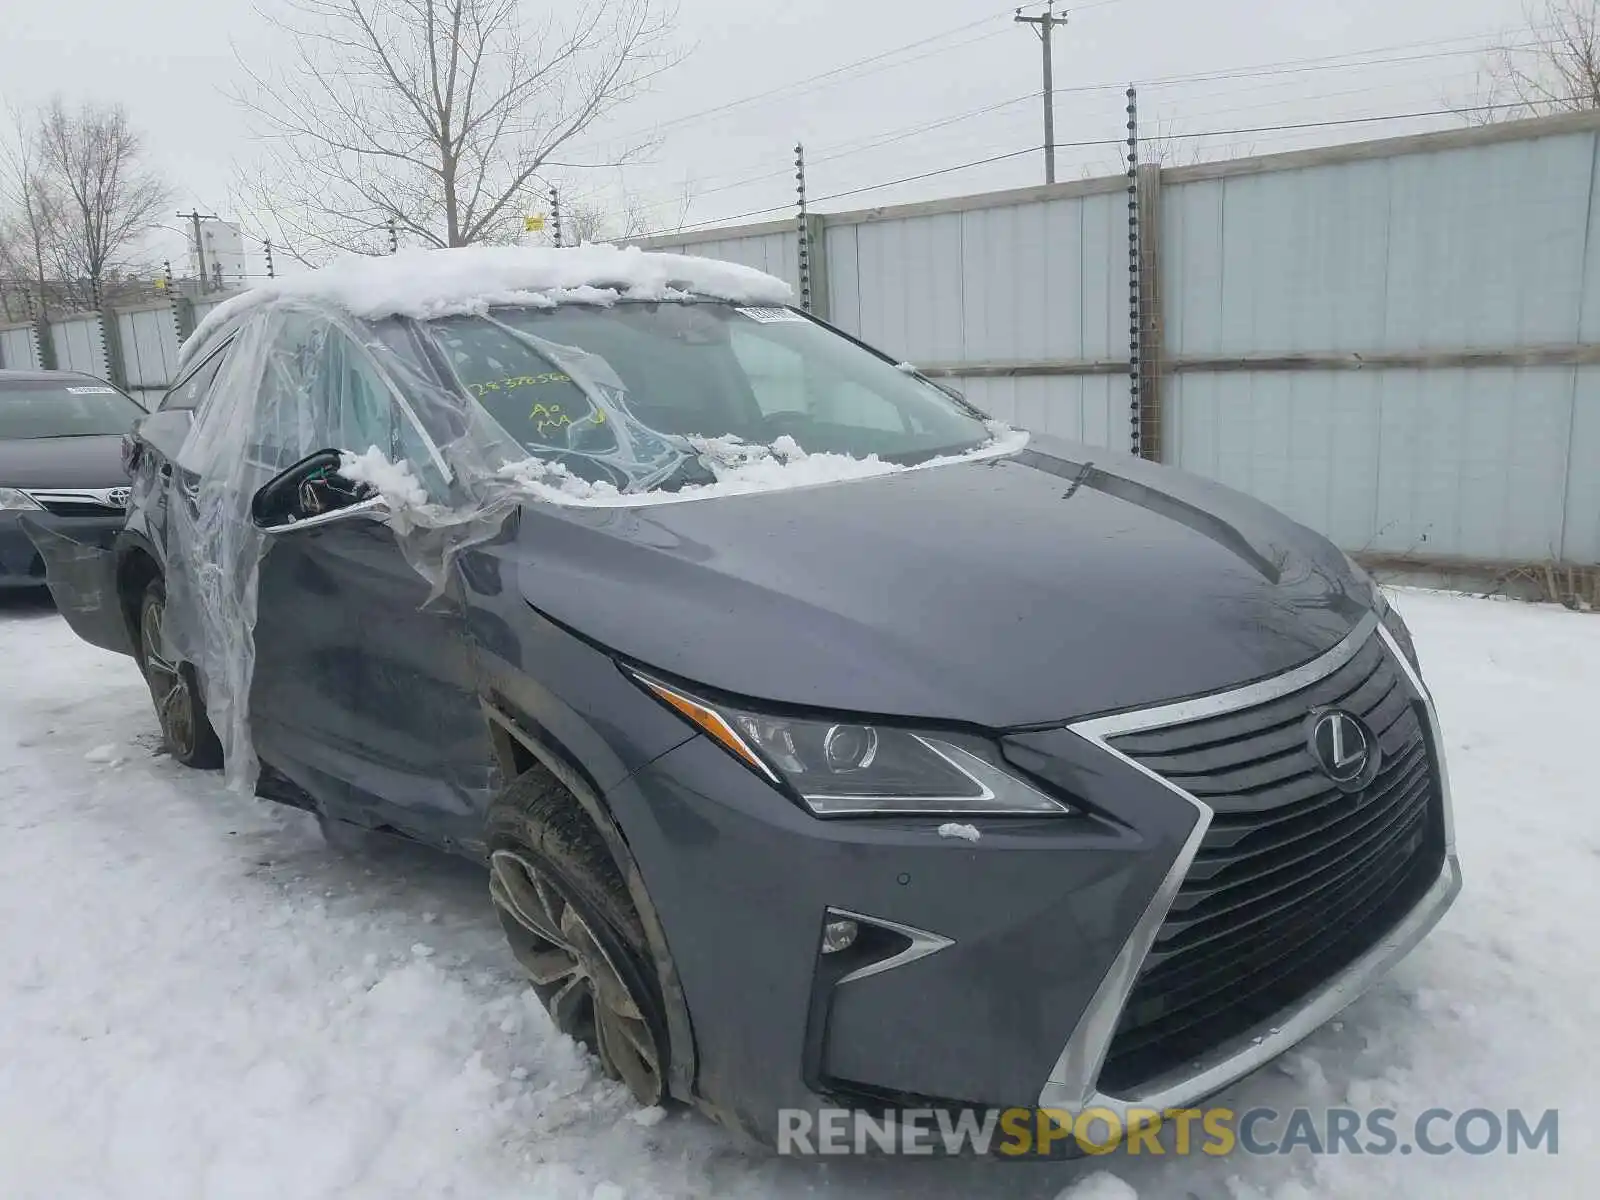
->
xmin=1167 ymin=366 xmax=1586 ymax=562
xmin=1160 ymin=122 xmax=1600 ymax=564
xmin=49 ymin=315 xmax=107 ymax=376
xmin=117 ymin=306 xmax=181 ymax=390
xmin=825 ymin=191 xmax=1127 ymax=363
xmin=823 ymin=190 xmax=1129 ymax=448
xmin=657 ymin=232 xmax=801 ymax=294
xmin=958 ymin=376 xmax=1130 ymax=448
xmin=0 ymin=324 xmax=39 ymax=370
xmin=1559 ymin=368 xmax=1600 ymax=563
xmin=1163 ymin=128 xmax=1600 ymax=357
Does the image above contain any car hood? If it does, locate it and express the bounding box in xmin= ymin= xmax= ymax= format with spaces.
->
xmin=0 ymin=434 xmax=127 ymax=489
xmin=500 ymin=434 xmax=1374 ymax=728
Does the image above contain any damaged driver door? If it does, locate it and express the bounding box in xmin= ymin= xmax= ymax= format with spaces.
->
xmin=247 ymin=320 xmax=496 ymax=852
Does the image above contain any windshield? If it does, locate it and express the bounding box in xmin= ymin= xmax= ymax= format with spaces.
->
xmin=419 ymin=302 xmax=990 ymax=491
xmin=0 ymin=379 xmax=144 ymax=439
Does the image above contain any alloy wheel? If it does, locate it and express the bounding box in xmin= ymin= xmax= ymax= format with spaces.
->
xmin=489 ymin=848 xmax=663 ymax=1103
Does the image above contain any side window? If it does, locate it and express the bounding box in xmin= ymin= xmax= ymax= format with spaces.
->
xmin=323 ymin=333 xmax=400 ymax=460
xmin=323 ymin=329 xmax=451 ymax=498
xmin=160 ymin=343 xmax=230 ymax=412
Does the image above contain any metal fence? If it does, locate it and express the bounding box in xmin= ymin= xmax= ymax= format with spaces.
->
xmin=639 ymin=110 xmax=1600 ymax=598
xmin=0 ymin=290 xmax=231 ymax=411
xmin=5 ymin=113 xmax=1598 ymax=599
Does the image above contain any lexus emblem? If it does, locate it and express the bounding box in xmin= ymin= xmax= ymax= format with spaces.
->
xmin=107 ymin=486 xmax=131 ymax=508
xmin=1307 ymin=709 xmax=1378 ymax=790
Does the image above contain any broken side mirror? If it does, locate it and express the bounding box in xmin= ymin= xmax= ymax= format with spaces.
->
xmin=250 ymin=448 xmax=390 ymax=534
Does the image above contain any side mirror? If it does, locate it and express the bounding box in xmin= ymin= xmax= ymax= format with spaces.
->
xmin=250 ymin=448 xmax=389 ymax=534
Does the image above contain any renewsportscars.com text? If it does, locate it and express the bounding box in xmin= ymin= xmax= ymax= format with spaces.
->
xmin=777 ymin=1106 xmax=1559 ymax=1158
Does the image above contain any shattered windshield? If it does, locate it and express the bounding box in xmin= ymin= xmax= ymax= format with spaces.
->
xmin=419 ymin=301 xmax=991 ymax=492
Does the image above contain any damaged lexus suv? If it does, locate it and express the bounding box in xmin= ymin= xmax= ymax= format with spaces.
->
xmin=26 ymin=245 xmax=1460 ymax=1147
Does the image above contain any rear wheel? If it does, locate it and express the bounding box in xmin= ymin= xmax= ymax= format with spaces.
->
xmin=487 ymin=769 xmax=669 ymax=1107
xmin=135 ymin=578 xmax=224 ymax=769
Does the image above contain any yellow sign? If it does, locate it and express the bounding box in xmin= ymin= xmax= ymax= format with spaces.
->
xmin=524 ymin=214 xmax=546 ymax=232
xmin=153 ymin=277 xmax=167 ymax=290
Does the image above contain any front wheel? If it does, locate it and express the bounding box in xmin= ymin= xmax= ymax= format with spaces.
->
xmin=487 ymin=769 xmax=670 ymax=1107
xmin=135 ymin=578 xmax=224 ymax=769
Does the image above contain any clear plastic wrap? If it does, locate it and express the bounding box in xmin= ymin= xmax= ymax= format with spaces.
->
xmin=162 ymin=283 xmax=1023 ymax=795
xmin=165 ymin=299 xmax=547 ymax=792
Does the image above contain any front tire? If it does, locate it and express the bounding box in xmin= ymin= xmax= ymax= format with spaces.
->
xmin=135 ymin=577 xmax=224 ymax=770
xmin=487 ymin=768 xmax=670 ymax=1107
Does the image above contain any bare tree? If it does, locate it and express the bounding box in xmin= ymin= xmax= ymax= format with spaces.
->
xmin=557 ymin=180 xmax=694 ymax=244
xmin=1469 ymin=1 xmax=1600 ymax=122
xmin=0 ymin=104 xmax=59 ymax=315
xmin=29 ymin=99 xmax=171 ymax=300
xmin=234 ymin=0 xmax=680 ymax=261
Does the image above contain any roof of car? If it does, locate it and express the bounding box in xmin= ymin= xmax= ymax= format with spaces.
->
xmin=180 ymin=243 xmax=794 ymax=369
xmin=0 ymin=369 xmax=100 ymax=384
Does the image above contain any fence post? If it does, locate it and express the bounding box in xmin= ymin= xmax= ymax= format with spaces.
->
xmin=1126 ymin=87 xmax=1141 ymax=457
xmin=25 ymin=288 xmax=55 ymax=371
xmin=1136 ymin=162 xmax=1164 ymax=463
xmin=99 ymin=305 xmax=129 ymax=390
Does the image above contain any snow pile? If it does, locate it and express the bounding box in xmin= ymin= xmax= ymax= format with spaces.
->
xmin=182 ymin=244 xmax=793 ymax=364
xmin=937 ymin=823 xmax=981 ymax=842
xmin=339 ymin=447 xmax=430 ymax=511
xmin=497 ymin=424 xmax=1030 ymax=509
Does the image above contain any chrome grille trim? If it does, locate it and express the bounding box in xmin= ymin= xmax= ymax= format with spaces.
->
xmin=1037 ymin=612 xmax=1461 ymax=1117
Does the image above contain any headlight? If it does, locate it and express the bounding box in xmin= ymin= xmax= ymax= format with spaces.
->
xmin=630 ymin=672 xmax=1073 ymax=817
xmin=0 ymin=487 xmax=43 ymax=511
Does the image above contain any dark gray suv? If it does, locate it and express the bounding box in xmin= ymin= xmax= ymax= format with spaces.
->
xmin=27 ymin=247 xmax=1460 ymax=1149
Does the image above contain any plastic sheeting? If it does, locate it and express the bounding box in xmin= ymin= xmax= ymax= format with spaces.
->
xmin=166 ymin=296 xmax=799 ymax=791
xmin=165 ymin=299 xmax=534 ymax=792
xmin=164 ymin=286 xmax=1021 ymax=794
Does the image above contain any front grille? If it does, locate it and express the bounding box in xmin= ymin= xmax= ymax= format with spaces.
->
xmin=1097 ymin=632 xmax=1446 ymax=1096
xmin=32 ymin=499 xmax=122 ymax=518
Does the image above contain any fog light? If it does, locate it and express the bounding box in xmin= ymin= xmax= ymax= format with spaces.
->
xmin=821 ymin=918 xmax=859 ymax=954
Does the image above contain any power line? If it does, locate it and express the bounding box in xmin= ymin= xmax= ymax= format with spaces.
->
xmin=631 ymin=92 xmax=1041 ymax=213
xmin=629 ymin=30 xmax=1532 ymax=214
xmin=642 ymin=96 xmax=1547 ymax=237
xmin=562 ymin=3 xmax=1026 ymax=159
xmin=643 ymin=146 xmax=1046 ymax=237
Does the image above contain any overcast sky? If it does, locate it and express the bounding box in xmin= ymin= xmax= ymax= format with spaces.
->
xmin=2 ymin=0 xmax=1537 ymax=275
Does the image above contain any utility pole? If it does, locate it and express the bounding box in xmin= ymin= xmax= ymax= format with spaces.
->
xmin=1015 ymin=7 xmax=1067 ymax=184
xmin=549 ymin=186 xmax=563 ymax=248
xmin=387 ymin=216 xmax=399 ymax=254
xmin=177 ymin=210 xmax=218 ymax=292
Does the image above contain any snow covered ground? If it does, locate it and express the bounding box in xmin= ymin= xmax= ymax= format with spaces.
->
xmin=0 ymin=588 xmax=1594 ymax=1199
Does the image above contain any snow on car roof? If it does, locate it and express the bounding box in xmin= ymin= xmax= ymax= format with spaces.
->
xmin=181 ymin=243 xmax=793 ymax=366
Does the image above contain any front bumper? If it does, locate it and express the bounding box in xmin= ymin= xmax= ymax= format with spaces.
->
xmin=609 ymin=614 xmax=1459 ymax=1146
xmin=0 ymin=508 xmax=123 ymax=589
